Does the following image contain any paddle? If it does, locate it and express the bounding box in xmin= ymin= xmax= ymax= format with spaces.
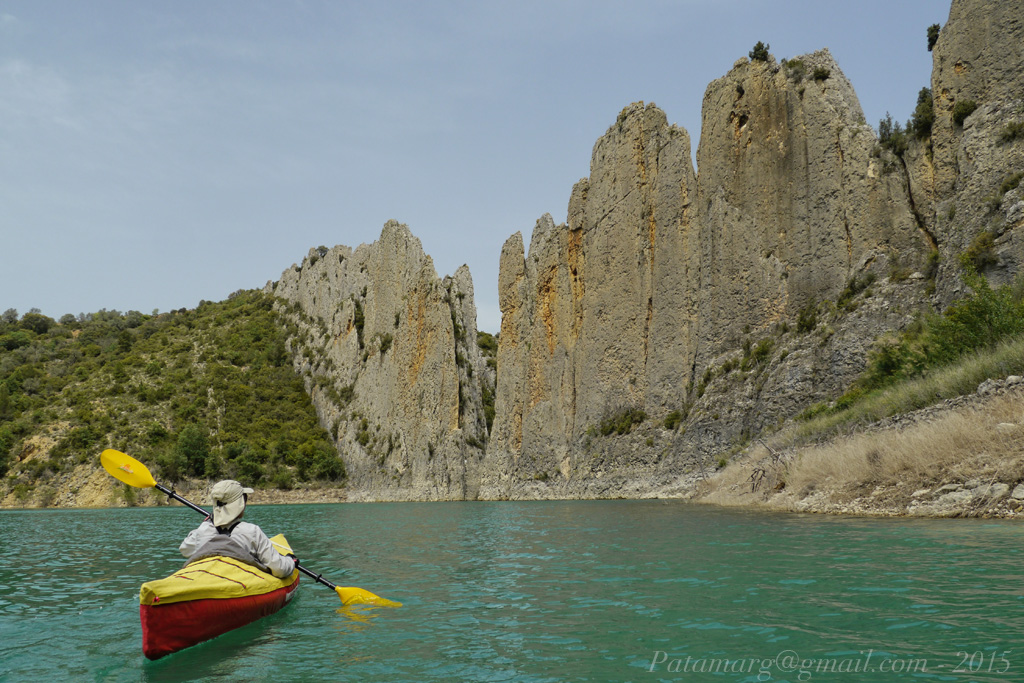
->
xmin=100 ymin=448 xmax=401 ymax=607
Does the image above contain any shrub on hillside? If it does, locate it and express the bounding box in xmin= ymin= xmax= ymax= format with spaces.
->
xmin=796 ymin=302 xmax=818 ymax=334
xmin=878 ymin=113 xmax=908 ymax=156
xmin=999 ymin=121 xmax=1024 ymax=144
xmin=599 ymin=408 xmax=647 ymax=436
xmin=928 ymin=267 xmax=1024 ymax=364
xmin=782 ymin=59 xmax=806 ymax=82
xmin=909 ymin=87 xmax=934 ymax=140
xmin=858 ymin=266 xmax=1024 ymax=391
xmin=952 ymin=100 xmax=977 ymax=127
xmin=175 ymin=423 xmax=210 ymax=478
xmin=311 ymin=448 xmax=346 ymax=481
xmin=477 ymin=331 xmax=498 ymax=357
xmin=964 ymin=230 xmax=998 ymax=271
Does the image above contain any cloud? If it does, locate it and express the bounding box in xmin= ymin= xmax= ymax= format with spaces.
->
xmin=0 ymin=59 xmax=76 ymax=129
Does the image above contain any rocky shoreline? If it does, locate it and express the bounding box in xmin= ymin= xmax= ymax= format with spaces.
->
xmin=8 ymin=377 xmax=1022 ymax=521
xmin=694 ymin=377 xmax=1024 ymax=519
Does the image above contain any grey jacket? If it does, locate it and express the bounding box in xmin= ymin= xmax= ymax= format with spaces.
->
xmin=180 ymin=519 xmax=296 ymax=579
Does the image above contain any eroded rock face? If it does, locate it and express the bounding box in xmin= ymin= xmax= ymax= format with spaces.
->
xmin=270 ymin=0 xmax=1022 ymax=504
xmin=268 ymin=221 xmax=490 ymax=501
xmin=696 ymin=50 xmax=930 ymax=364
xmin=931 ymin=0 xmax=1024 ymax=293
xmin=931 ymin=0 xmax=1024 ymax=196
xmin=482 ymin=49 xmax=939 ymax=499
xmin=484 ymin=104 xmax=699 ymax=495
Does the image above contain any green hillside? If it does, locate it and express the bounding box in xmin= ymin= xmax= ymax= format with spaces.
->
xmin=0 ymin=291 xmax=342 ymax=505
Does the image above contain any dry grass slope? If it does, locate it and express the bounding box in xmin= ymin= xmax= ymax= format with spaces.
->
xmin=700 ymin=382 xmax=1024 ymax=517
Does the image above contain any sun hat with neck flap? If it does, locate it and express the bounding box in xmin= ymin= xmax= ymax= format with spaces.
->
xmin=209 ymin=480 xmax=253 ymax=528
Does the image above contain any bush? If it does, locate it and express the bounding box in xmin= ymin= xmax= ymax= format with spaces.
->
xmin=796 ymin=302 xmax=818 ymax=334
xmin=878 ymin=113 xmax=908 ymax=156
xmin=927 ymin=24 xmax=940 ymax=51
xmin=999 ymin=121 xmax=1024 ymax=144
xmin=599 ymin=408 xmax=647 ymax=436
xmin=311 ymin=447 xmax=345 ymax=481
xmin=203 ymin=451 xmax=223 ymax=479
xmin=378 ymin=333 xmax=393 ymax=356
xmin=952 ymin=100 xmax=977 ymax=127
xmin=812 ymin=67 xmax=830 ymax=82
xmin=175 ymin=423 xmax=209 ymax=478
xmin=749 ymin=41 xmax=770 ymax=62
xmin=663 ymin=410 xmax=684 ymax=430
xmin=927 ymin=266 xmax=1024 ymax=365
xmin=477 ymin=331 xmax=498 ymax=356
xmin=999 ymin=172 xmax=1023 ymax=196
xmin=782 ymin=59 xmax=806 ymax=82
xmin=837 ymin=272 xmax=877 ymax=310
xmin=983 ymin=173 xmax=1024 ymax=213
xmin=857 ymin=267 xmax=1024 ymax=392
xmin=155 ymin=449 xmax=186 ymax=483
xmin=271 ymin=468 xmax=295 ymax=490
xmin=20 ymin=313 xmax=55 ymax=335
xmin=236 ymin=451 xmax=267 ymax=484
xmin=0 ymin=330 xmax=32 ymax=351
xmin=749 ymin=338 xmax=775 ymax=367
xmin=909 ymin=88 xmax=934 ymax=140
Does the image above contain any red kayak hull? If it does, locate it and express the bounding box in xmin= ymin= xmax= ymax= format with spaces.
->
xmin=140 ymin=576 xmax=299 ymax=660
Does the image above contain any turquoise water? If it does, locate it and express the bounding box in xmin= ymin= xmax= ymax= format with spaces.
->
xmin=2 ymin=501 xmax=1022 ymax=682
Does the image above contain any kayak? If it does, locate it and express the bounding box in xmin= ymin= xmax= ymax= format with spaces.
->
xmin=139 ymin=534 xmax=300 ymax=660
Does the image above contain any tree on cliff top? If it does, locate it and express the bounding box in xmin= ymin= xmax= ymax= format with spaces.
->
xmin=749 ymin=41 xmax=770 ymax=62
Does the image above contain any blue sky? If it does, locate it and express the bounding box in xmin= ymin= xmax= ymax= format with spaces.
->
xmin=1 ymin=1 xmax=948 ymax=333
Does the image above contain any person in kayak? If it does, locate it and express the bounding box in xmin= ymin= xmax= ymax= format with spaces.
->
xmin=179 ymin=479 xmax=297 ymax=578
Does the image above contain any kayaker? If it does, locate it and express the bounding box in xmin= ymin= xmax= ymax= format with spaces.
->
xmin=179 ymin=479 xmax=298 ymax=578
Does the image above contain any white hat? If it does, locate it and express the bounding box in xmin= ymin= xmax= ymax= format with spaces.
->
xmin=208 ymin=480 xmax=253 ymax=527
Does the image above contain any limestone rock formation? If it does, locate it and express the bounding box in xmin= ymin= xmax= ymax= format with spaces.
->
xmin=931 ymin=0 xmax=1024 ymax=195
xmin=269 ymin=0 xmax=1022 ymax=503
xmin=930 ymin=0 xmax=1024 ymax=292
xmin=482 ymin=42 xmax=940 ymax=498
xmin=485 ymin=104 xmax=699 ymax=496
xmin=696 ymin=49 xmax=930 ymax=364
xmin=480 ymin=10 xmax=1022 ymax=499
xmin=267 ymin=221 xmax=490 ymax=501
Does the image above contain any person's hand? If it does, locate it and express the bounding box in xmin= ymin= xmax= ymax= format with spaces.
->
xmin=288 ymin=554 xmax=299 ymax=566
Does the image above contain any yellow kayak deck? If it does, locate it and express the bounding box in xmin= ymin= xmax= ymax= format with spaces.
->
xmin=140 ymin=534 xmax=298 ymax=606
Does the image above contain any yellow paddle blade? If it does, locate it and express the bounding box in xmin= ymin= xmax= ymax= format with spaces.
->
xmin=269 ymin=534 xmax=293 ymax=556
xmin=100 ymin=449 xmax=157 ymax=489
xmin=337 ymin=586 xmax=402 ymax=608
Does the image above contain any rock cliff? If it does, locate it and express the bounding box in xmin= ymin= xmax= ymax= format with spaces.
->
xmin=485 ymin=105 xmax=702 ymax=497
xmin=696 ymin=49 xmax=929 ymax=363
xmin=930 ymin=0 xmax=1024 ymax=293
xmin=479 ymin=0 xmax=1021 ymax=499
xmin=267 ymin=221 xmax=490 ymax=500
xmin=271 ymin=0 xmax=1022 ymax=502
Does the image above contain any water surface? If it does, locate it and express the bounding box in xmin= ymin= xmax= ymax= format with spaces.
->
xmin=2 ymin=501 xmax=1022 ymax=682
